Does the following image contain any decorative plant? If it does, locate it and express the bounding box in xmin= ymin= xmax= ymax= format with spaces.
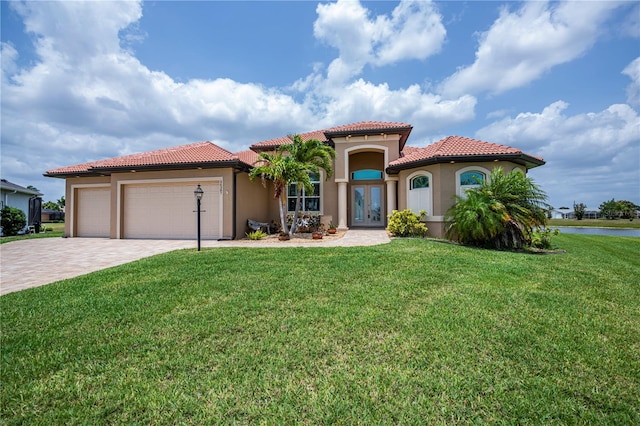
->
xmin=328 ymin=222 xmax=336 ymax=230
xmin=246 ymin=230 xmax=267 ymax=240
xmin=387 ymin=209 xmax=428 ymax=237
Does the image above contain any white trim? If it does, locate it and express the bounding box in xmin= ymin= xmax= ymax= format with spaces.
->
xmin=70 ymin=183 xmax=110 ymax=237
xmin=406 ymin=170 xmax=433 ymax=217
xmin=116 ymin=177 xmax=223 ymax=239
xmin=455 ymin=166 xmax=491 ymax=198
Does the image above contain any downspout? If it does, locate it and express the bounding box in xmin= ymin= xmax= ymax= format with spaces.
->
xmin=232 ymin=170 xmax=238 ymax=240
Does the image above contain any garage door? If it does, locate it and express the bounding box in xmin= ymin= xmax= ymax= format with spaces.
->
xmin=77 ymin=187 xmax=111 ymax=237
xmin=123 ymin=181 xmax=221 ymax=239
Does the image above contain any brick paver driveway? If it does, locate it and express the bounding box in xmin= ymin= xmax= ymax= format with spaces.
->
xmin=0 ymin=230 xmax=389 ymax=295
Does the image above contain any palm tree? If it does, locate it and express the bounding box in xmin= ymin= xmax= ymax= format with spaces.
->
xmin=280 ymin=134 xmax=336 ymax=234
xmin=249 ymin=151 xmax=307 ymax=235
xmin=446 ymin=167 xmax=549 ymax=249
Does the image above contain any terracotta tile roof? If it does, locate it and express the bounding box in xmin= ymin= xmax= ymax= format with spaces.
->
xmin=324 ymin=121 xmax=412 ymax=134
xmin=251 ymin=121 xmax=413 ymax=150
xmin=251 ymin=129 xmax=328 ymax=150
xmin=389 ymin=136 xmax=544 ymax=169
xmin=45 ymin=141 xmax=240 ymax=176
xmin=235 ymin=149 xmax=260 ymax=166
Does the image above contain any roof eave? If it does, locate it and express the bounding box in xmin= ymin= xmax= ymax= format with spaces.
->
xmin=324 ymin=126 xmax=413 ymax=148
xmin=44 ymin=160 xmax=250 ymax=178
xmin=386 ymin=153 xmax=545 ymax=175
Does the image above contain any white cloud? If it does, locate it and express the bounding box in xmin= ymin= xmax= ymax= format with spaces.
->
xmin=622 ymin=57 xmax=640 ymax=107
xmin=314 ymin=0 xmax=445 ymax=83
xmin=440 ymin=0 xmax=624 ymax=97
xmin=476 ymin=101 xmax=640 ymax=208
xmin=1 ymin=0 xmax=471 ymax=201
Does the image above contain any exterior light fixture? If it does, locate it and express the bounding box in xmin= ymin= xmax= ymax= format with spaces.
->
xmin=194 ymin=184 xmax=204 ymax=251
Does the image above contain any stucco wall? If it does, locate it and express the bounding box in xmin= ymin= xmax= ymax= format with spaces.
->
xmin=236 ymin=171 xmax=270 ymax=238
xmin=397 ymin=161 xmax=528 ymax=238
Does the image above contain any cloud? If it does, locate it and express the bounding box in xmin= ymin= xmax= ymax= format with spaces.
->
xmin=476 ymin=101 xmax=640 ymax=208
xmin=622 ymin=57 xmax=640 ymax=107
xmin=440 ymin=0 xmax=624 ymax=97
xmin=1 ymin=0 xmax=473 ymax=201
xmin=314 ymin=0 xmax=446 ymax=83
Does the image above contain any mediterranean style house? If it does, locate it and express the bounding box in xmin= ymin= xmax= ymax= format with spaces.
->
xmin=45 ymin=121 xmax=545 ymax=239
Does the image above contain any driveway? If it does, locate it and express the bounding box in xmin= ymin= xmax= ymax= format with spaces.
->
xmin=0 ymin=230 xmax=390 ymax=295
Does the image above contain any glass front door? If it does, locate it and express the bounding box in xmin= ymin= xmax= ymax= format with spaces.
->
xmin=352 ymin=185 xmax=384 ymax=227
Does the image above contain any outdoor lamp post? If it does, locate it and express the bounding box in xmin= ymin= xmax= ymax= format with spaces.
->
xmin=194 ymin=184 xmax=204 ymax=251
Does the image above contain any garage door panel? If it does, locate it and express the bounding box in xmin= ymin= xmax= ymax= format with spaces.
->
xmin=124 ymin=182 xmax=221 ymax=239
xmin=77 ymin=187 xmax=110 ymax=237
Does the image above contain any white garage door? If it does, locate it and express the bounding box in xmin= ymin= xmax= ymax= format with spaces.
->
xmin=77 ymin=187 xmax=111 ymax=237
xmin=123 ymin=181 xmax=221 ymax=239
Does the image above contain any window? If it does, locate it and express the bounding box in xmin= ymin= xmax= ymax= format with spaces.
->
xmin=460 ymin=171 xmax=485 ymax=186
xmin=456 ymin=167 xmax=489 ymax=198
xmin=351 ymin=169 xmax=383 ymax=180
xmin=410 ymin=175 xmax=429 ymax=189
xmin=287 ymin=172 xmax=320 ymax=212
xmin=407 ymin=171 xmax=432 ymax=215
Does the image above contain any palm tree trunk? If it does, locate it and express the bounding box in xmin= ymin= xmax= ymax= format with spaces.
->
xmin=279 ymin=195 xmax=289 ymax=234
xmin=289 ymin=188 xmax=303 ymax=236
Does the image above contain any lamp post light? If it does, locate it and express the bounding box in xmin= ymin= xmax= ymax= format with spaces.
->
xmin=194 ymin=184 xmax=204 ymax=251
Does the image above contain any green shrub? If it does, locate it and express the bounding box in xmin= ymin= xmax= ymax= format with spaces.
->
xmin=531 ymin=227 xmax=560 ymax=249
xmin=387 ymin=209 xmax=428 ymax=237
xmin=1 ymin=206 xmax=26 ymax=236
xmin=246 ymin=230 xmax=268 ymax=240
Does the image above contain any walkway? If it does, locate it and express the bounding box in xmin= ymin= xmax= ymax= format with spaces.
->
xmin=0 ymin=230 xmax=390 ymax=295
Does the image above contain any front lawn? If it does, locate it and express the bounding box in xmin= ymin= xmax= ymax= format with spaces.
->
xmin=1 ymin=234 xmax=639 ymax=424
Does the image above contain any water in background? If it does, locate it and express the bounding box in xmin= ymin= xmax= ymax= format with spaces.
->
xmin=554 ymin=226 xmax=640 ymax=238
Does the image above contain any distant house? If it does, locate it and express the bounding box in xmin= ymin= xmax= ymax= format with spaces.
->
xmin=41 ymin=208 xmax=65 ymax=222
xmin=1 ymin=178 xmax=43 ymax=234
xmin=44 ymin=121 xmax=545 ymax=240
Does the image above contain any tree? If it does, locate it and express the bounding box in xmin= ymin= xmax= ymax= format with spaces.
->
xmin=618 ymin=200 xmax=639 ymax=220
xmin=1 ymin=206 xmax=27 ymax=236
xmin=248 ymin=151 xmax=307 ymax=235
xmin=27 ymin=185 xmax=39 ymax=192
xmin=573 ymin=202 xmax=586 ymax=220
xmin=281 ymin=134 xmax=336 ymax=234
xmin=57 ymin=196 xmax=65 ymax=209
xmin=43 ymin=201 xmax=61 ymax=211
xmin=599 ymin=198 xmax=619 ymax=220
xmin=446 ymin=168 xmax=549 ymax=250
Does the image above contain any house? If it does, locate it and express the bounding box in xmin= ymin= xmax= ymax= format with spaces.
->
xmin=44 ymin=121 xmax=545 ymax=240
xmin=1 ymin=179 xmax=43 ymax=234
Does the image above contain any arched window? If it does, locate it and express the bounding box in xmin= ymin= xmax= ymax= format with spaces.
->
xmin=456 ymin=167 xmax=490 ymax=198
xmin=407 ymin=171 xmax=432 ymax=215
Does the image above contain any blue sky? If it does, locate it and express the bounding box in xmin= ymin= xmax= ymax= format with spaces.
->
xmin=1 ymin=0 xmax=638 ymax=210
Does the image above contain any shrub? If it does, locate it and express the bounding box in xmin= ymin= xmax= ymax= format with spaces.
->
xmin=387 ymin=209 xmax=428 ymax=237
xmin=530 ymin=227 xmax=560 ymax=249
xmin=246 ymin=230 xmax=268 ymax=240
xmin=1 ymin=206 xmax=27 ymax=237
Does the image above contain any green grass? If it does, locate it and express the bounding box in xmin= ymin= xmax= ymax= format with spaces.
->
xmin=0 ymin=222 xmax=65 ymax=244
xmin=549 ymin=218 xmax=640 ymax=229
xmin=2 ymin=234 xmax=639 ymax=424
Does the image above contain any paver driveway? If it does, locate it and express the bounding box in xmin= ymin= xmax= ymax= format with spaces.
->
xmin=0 ymin=230 xmax=390 ymax=295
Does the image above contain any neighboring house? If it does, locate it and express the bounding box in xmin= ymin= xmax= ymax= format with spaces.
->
xmin=44 ymin=121 xmax=545 ymax=240
xmin=41 ymin=208 xmax=65 ymax=222
xmin=1 ymin=179 xmax=43 ymax=235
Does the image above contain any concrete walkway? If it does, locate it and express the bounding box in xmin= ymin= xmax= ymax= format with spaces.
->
xmin=0 ymin=230 xmax=390 ymax=295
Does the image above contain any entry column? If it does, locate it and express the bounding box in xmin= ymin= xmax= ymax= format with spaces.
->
xmin=337 ymin=181 xmax=348 ymax=229
xmin=386 ymin=178 xmax=397 ymax=217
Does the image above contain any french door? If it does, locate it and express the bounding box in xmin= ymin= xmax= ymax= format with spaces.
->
xmin=352 ymin=184 xmax=384 ymax=227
